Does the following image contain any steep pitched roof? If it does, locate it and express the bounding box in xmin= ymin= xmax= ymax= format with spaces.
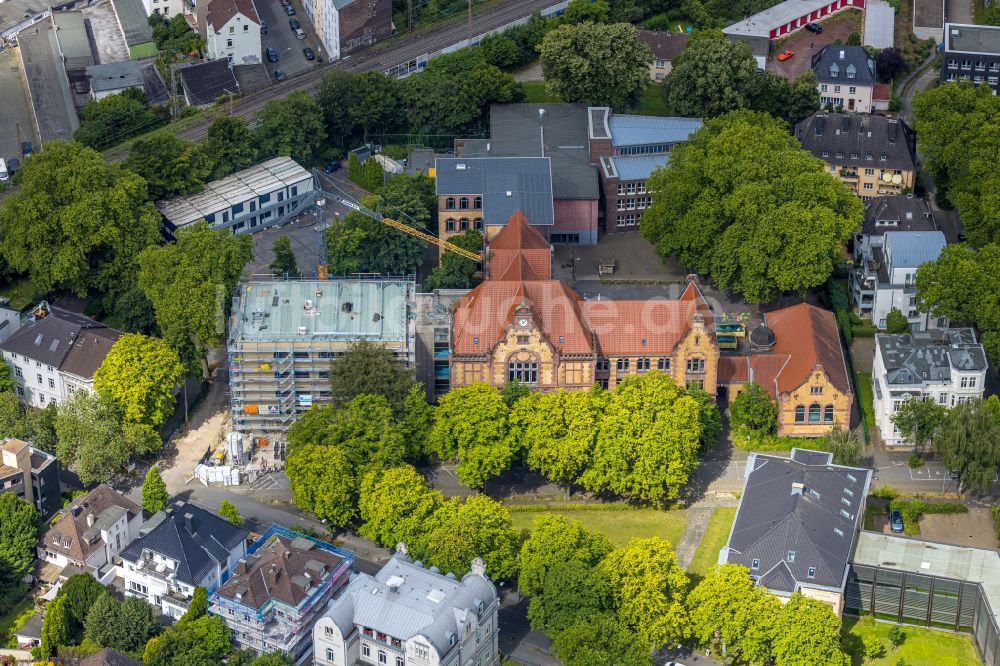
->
xmin=42 ymin=484 xmax=141 ymax=564
xmin=488 ymin=211 xmax=551 ymax=280
xmin=810 ymin=45 xmax=875 ymax=86
xmin=59 ymin=327 xmax=122 ymax=380
xmin=637 ymin=29 xmax=689 ymax=60
xmin=206 ymin=0 xmax=259 ymax=30
xmin=0 ymin=305 xmax=114 ymax=369
xmin=766 ymin=304 xmax=851 ymax=396
xmin=795 ymin=112 xmax=916 ymax=172
xmin=81 ymin=649 xmax=144 ymax=666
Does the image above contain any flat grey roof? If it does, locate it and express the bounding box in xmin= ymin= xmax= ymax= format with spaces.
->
xmin=156 ymin=156 xmax=312 ymax=228
xmin=864 ymin=0 xmax=895 ymax=49
xmin=110 ymin=0 xmax=153 ymax=45
xmin=0 ymin=0 xmax=57 ymax=38
xmin=724 ymin=0 xmax=850 ymax=38
xmin=608 ymin=154 xmax=670 ymax=181
xmin=914 ymin=0 xmax=944 ymax=31
xmin=51 ymin=11 xmax=94 ymax=70
xmin=435 ymin=157 xmax=554 ymax=227
xmin=876 ymin=328 xmax=987 ymax=386
xmin=883 ymin=230 xmax=946 ymax=267
xmin=607 ymin=115 xmax=703 ymax=147
xmin=86 ymin=60 xmax=144 ymax=92
xmin=229 ymin=279 xmax=413 ymax=345
xmin=945 ymin=22 xmax=1000 ymax=54
xmin=16 ymin=21 xmax=79 ymax=143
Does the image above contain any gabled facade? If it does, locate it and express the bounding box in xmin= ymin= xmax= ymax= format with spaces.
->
xmin=301 ymin=0 xmax=392 ymax=62
xmin=118 ymin=500 xmax=249 ymax=619
xmin=449 ymin=211 xmax=719 ymax=393
xmin=873 ymin=329 xmax=987 ymax=446
xmin=39 ymin=484 xmax=143 ymax=577
xmin=313 ymin=545 xmax=499 ymax=666
xmin=0 ymin=438 xmax=59 ymax=518
xmin=811 ymin=45 xmax=877 ymax=113
xmin=721 ymin=448 xmax=872 ymax=617
xmin=205 ymin=0 xmax=261 ymax=65
xmin=637 ymin=29 xmax=688 ymax=81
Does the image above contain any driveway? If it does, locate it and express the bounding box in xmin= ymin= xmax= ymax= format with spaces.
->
xmin=257 ymin=0 xmax=322 ymax=80
xmin=769 ymin=9 xmax=864 ymax=80
xmin=0 ymin=48 xmax=37 ymax=161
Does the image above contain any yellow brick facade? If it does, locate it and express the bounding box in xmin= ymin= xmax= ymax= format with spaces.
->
xmin=437 ymin=195 xmax=484 ymax=244
xmin=777 ymin=367 xmax=852 ymax=437
xmin=830 ymin=164 xmax=914 ymax=199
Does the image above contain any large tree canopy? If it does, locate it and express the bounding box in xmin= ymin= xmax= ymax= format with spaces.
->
xmin=123 ymin=133 xmax=213 ymax=200
xmin=640 ymin=110 xmax=862 ymax=303
xmin=327 ymin=340 xmax=418 ymax=415
xmin=0 ymin=141 xmax=160 ymax=298
xmin=538 ymin=22 xmax=651 ymax=110
xmin=0 ymin=493 xmax=38 ymax=613
xmin=934 ymin=400 xmax=1000 ymax=492
xmin=423 ymin=494 xmax=521 ymax=580
xmin=358 ymin=465 xmax=443 ymax=548
xmin=429 ymin=383 xmax=515 ymax=489
xmin=253 ymin=91 xmax=328 ymax=165
xmin=94 ymin=333 xmax=185 ymax=428
xmin=517 ymin=513 xmax=613 ymax=596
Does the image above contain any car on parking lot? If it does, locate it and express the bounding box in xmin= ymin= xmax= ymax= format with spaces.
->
xmin=890 ymin=509 xmax=904 ymax=533
xmin=20 ymin=142 xmax=34 ymax=158
xmin=274 ymin=69 xmax=287 ymax=81
xmin=289 ymin=18 xmax=300 ymax=30
xmin=294 ymin=28 xmax=306 ymax=39
xmin=777 ymin=49 xmax=794 ymax=61
xmin=323 ymin=160 xmax=341 ymax=173
xmin=284 ymin=4 xmax=295 ymax=14
xmin=805 ymin=22 xmax=823 ymax=33
xmin=260 ymin=21 xmax=268 ymax=33
xmin=266 ymin=47 xmax=279 ymax=62
xmin=303 ymin=47 xmax=314 ymax=60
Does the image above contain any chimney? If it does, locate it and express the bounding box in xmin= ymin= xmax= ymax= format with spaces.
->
xmin=87 ymin=514 xmax=95 ymax=527
xmin=267 ymin=563 xmax=279 ymax=585
xmin=183 ymin=512 xmax=194 ymax=535
xmin=470 ymin=557 xmax=486 ymax=577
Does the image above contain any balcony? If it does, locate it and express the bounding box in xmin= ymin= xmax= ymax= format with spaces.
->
xmin=839 ymin=169 xmax=859 ymax=179
xmin=135 ymin=558 xmax=177 ymax=583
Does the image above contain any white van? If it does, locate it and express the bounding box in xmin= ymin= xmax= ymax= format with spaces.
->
xmin=0 ymin=159 xmax=8 ymax=181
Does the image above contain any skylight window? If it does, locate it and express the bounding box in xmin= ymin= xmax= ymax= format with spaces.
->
xmin=840 ymin=509 xmax=853 ymax=520
xmin=807 ymin=567 xmax=817 ymax=578
xmin=846 ymin=473 xmax=858 ymax=483
xmin=751 ymin=559 xmax=760 ymax=570
xmin=787 ymin=551 xmax=796 ymax=563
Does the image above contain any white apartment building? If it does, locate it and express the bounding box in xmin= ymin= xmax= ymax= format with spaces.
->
xmin=205 ymin=0 xmax=261 ymax=65
xmin=873 ymin=329 xmax=988 ymax=446
xmin=812 ymin=45 xmax=876 ymax=113
xmin=313 ymin=546 xmax=500 ymax=666
xmin=0 ymin=303 xmax=121 ymax=409
xmin=142 ymin=0 xmax=186 ymax=20
xmin=849 ymin=231 xmax=948 ymax=331
xmin=118 ymin=500 xmax=249 ymax=619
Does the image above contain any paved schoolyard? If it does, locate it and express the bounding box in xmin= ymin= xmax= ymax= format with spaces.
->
xmin=919 ymin=508 xmax=998 ymax=550
xmin=769 ymin=9 xmax=864 ymax=80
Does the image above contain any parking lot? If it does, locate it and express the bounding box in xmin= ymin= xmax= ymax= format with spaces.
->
xmin=0 ymin=48 xmax=38 ymax=162
xmin=257 ymin=0 xmax=324 ymax=80
xmin=769 ymin=9 xmax=864 ymax=80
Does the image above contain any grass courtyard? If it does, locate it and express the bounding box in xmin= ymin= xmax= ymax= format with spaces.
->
xmin=521 ymin=79 xmax=671 ymax=117
xmin=842 ymin=617 xmax=981 ymax=666
xmin=508 ymin=506 xmax=687 ymax=547
xmin=687 ymin=507 xmax=737 ymax=578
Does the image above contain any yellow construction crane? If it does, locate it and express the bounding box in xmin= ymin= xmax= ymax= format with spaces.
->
xmin=332 ymin=195 xmax=482 ymax=262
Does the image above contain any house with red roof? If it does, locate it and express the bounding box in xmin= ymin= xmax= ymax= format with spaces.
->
xmin=205 ymin=0 xmax=261 ymax=65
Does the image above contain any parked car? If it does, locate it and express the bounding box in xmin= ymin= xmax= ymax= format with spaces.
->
xmin=289 ymin=18 xmax=300 ymax=30
xmin=323 ymin=160 xmax=341 ymax=173
xmin=805 ymin=22 xmax=823 ymax=33
xmin=7 ymin=158 xmax=19 ymax=175
xmin=294 ymin=28 xmax=306 ymax=39
xmin=284 ymin=4 xmax=295 ymax=14
xmin=777 ymin=49 xmax=794 ymax=61
xmin=20 ymin=142 xmax=34 ymax=158
xmin=274 ymin=69 xmax=287 ymax=81
xmin=303 ymin=47 xmax=314 ymax=60
xmin=0 ymin=159 xmax=8 ymax=181
xmin=260 ymin=22 xmax=268 ymax=33
xmin=889 ymin=509 xmax=904 ymax=534
xmin=266 ymin=47 xmax=279 ymax=62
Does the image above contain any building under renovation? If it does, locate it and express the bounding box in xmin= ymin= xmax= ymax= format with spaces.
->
xmin=227 ymin=278 xmax=416 ymax=445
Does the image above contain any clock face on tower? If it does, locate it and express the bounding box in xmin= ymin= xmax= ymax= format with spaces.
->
xmin=518 ymin=319 xmax=528 ymax=327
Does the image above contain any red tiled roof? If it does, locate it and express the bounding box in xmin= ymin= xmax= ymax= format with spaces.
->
xmin=490 ymin=211 xmax=550 ymax=250
xmin=717 ymin=356 xmax=749 ymax=384
xmin=498 ymin=254 xmax=542 ymax=282
xmin=767 ymin=304 xmax=850 ymax=395
xmin=488 ymin=211 xmax=551 ymax=279
xmin=206 ymin=0 xmax=258 ymax=31
xmin=717 ymin=354 xmax=790 ymax=398
xmin=582 ymin=299 xmax=697 ymax=355
xmin=873 ymin=83 xmax=891 ymax=101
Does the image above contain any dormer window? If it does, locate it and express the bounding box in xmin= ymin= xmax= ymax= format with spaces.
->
xmin=847 ymin=64 xmax=857 ymax=79
xmin=787 ymin=550 xmax=796 ymax=562
xmin=830 ymin=64 xmax=839 ymax=78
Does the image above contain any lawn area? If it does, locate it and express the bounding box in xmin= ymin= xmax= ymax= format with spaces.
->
xmin=521 ymin=80 xmax=560 ymax=103
xmin=0 ymin=277 xmax=43 ymax=311
xmin=855 ymin=371 xmax=876 ymax=433
xmin=686 ymin=507 xmax=736 ymax=577
xmin=509 ymin=507 xmax=687 ymax=547
xmin=842 ymin=617 xmax=981 ymax=666
xmin=634 ymin=83 xmax=670 ymax=116
xmin=0 ymin=597 xmax=35 ymax=648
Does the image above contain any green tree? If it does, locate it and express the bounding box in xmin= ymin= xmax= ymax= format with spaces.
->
xmin=24 ymin=403 xmax=58 ymax=454
xmin=399 ymin=384 xmax=435 ymax=461
xmin=286 ymin=395 xmax=405 ymax=469
xmin=348 ymin=151 xmax=362 ymax=183
xmin=662 ymin=35 xmax=760 ymax=117
xmin=94 ymin=333 xmax=184 ymax=428
xmin=40 ymin=594 xmax=71 ymax=659
xmin=772 ymin=593 xmax=849 ymax=666
xmin=689 ymin=387 xmax=722 ymax=449
xmin=85 ymin=594 xmax=159 ymax=652
xmin=527 ymin=560 xmax=614 ymax=633
xmin=730 ymin=381 xmax=776 ymax=434
xmin=83 ymin=592 xmax=120 ymax=648
xmin=58 ymin=572 xmax=108 ymax=625
xmin=500 ymin=379 xmax=532 ymax=407
xmin=686 ymin=564 xmax=779 ymax=663
xmin=124 ymin=133 xmax=213 ymax=200
xmin=934 ymin=400 xmax=1000 ymax=492
xmin=181 ymin=586 xmax=207 ymax=623
xmin=480 ymin=33 xmax=520 ymax=69
xmin=539 ymin=22 xmax=651 ymax=110
xmin=551 ymin=615 xmax=653 ymax=666
xmin=0 ymin=141 xmax=160 ymax=299
xmin=144 ymin=615 xmax=232 ymax=665
xmin=0 ymin=363 xmax=16 ymax=394
xmin=286 ymin=443 xmax=359 ymax=526
xmin=424 ymin=495 xmax=520 ymax=579
xmin=327 ymin=341 xmax=417 ymax=416
xmin=826 ymin=424 xmax=862 ymax=465
xmin=142 ymin=466 xmax=170 ymax=513
xmin=254 ymin=91 xmax=327 ymax=165
xmin=362 ymin=158 xmax=384 ymax=192
xmin=315 ymin=69 xmax=358 ymax=147
xmin=864 ymin=634 xmax=887 ymax=661
xmin=600 ymin=537 xmax=690 ymax=646
xmin=219 ymin=500 xmax=243 ymax=526
xmin=204 ymin=116 xmax=258 ymax=179
xmin=892 ymin=397 xmax=948 ymax=453
xmin=580 ymin=372 xmax=703 ymax=503
xmin=350 ymin=71 xmax=402 ymax=139
xmin=358 ymin=465 xmax=443 ymax=547
xmin=0 ymin=492 xmax=39 ymax=613
xmin=424 ymin=229 xmax=483 ymax=290
xmin=0 ymin=391 xmax=28 ymax=442
xmin=517 ymin=513 xmax=612 ymax=595
xmin=429 ymin=383 xmax=514 ymax=489
xmin=74 ymin=90 xmax=164 ymax=149
xmin=640 ymin=111 xmax=863 ymax=303
xmin=563 ymin=0 xmax=609 ymax=22
xmin=55 ymin=391 xmax=159 ymax=485
xmin=887 ymin=625 xmax=906 ymax=651
xmin=137 ymin=221 xmax=254 ymax=374
xmin=269 ymin=236 xmax=300 ymax=278
xmin=522 ymin=389 xmax=601 ymax=492
xmin=885 ymin=307 xmax=910 ymax=333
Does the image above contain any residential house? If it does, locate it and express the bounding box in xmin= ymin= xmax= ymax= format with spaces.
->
xmin=301 ymin=0 xmax=392 ymax=61
xmin=449 ymin=211 xmax=720 ymax=393
xmin=795 ymin=112 xmax=917 ymax=202
xmin=434 ymin=157 xmax=553 ymax=245
xmin=849 ymin=230 xmax=947 ymax=330
xmin=853 ymin=195 xmax=936 ymax=259
xmin=118 ymin=500 xmax=249 ymax=619
xmin=0 ymin=438 xmax=59 ymax=517
xmin=0 ymin=302 xmax=122 ymax=409
xmin=86 ymin=61 xmax=145 ymax=100
xmin=720 ymin=448 xmax=872 ymax=617
xmin=156 ymin=157 xmax=315 ymax=234
xmin=637 ymin=29 xmax=688 ymax=81
xmin=0 ymin=299 xmax=21 ymax=344
xmin=209 ymin=525 xmax=353 ymax=663
xmin=13 ymin=613 xmax=43 ymax=648
xmin=812 ymin=45 xmax=877 ymax=112
xmin=205 ymin=0 xmax=261 ymax=65
xmin=588 ymin=107 xmax=702 ymax=233
xmin=727 ymin=33 xmax=770 ymax=70
xmin=456 ymin=104 xmax=600 ymax=245
xmin=717 ymin=304 xmax=854 ymax=437
xmin=177 ymin=58 xmax=240 ymax=107
xmin=942 ymin=23 xmax=1000 ymax=93
xmin=313 ymin=545 xmax=499 ymax=666
xmin=723 ymin=0 xmax=866 ymax=41
xmin=872 ymin=329 xmax=987 ymax=446
xmin=39 ymin=484 xmax=143 ymax=580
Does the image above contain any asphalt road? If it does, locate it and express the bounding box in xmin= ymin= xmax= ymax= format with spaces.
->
xmin=257 ymin=0 xmax=320 ymax=80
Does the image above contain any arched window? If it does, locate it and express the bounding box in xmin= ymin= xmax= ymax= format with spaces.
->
xmin=808 ymin=403 xmax=821 ymax=424
xmin=460 ymin=218 xmax=469 ymax=231
xmin=474 ymin=196 xmax=482 ymax=210
xmin=459 ymin=197 xmax=470 ymax=210
xmin=445 ymin=218 xmax=455 ymax=232
xmin=445 ymin=197 xmax=456 ymax=210
xmin=474 ymin=219 xmax=483 ymax=230
xmin=795 ymin=405 xmax=805 ymax=423
xmin=824 ymin=404 xmax=835 ymax=422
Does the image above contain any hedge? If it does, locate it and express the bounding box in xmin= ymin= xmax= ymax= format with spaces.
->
xmin=506 ymin=502 xmax=640 ymax=513
xmin=733 ymin=430 xmax=825 ymax=452
xmin=889 ymin=500 xmax=968 ymax=535
xmin=993 ymin=506 xmax=1000 ymax=542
